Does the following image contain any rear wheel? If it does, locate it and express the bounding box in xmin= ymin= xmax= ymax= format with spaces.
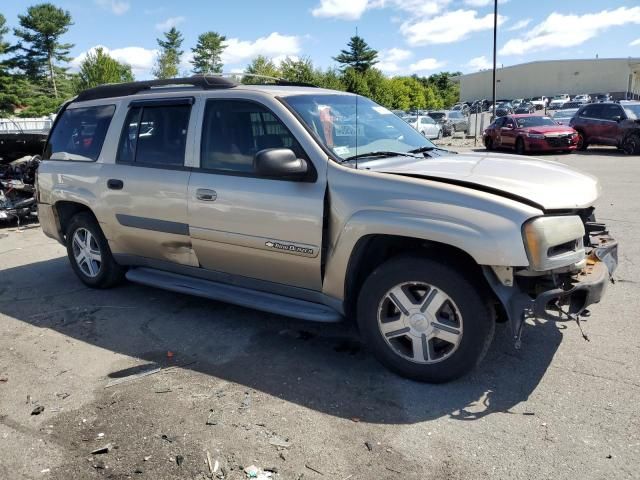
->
xmin=65 ymin=212 xmax=125 ymax=288
xmin=621 ymin=133 xmax=640 ymax=155
xmin=515 ymin=137 xmax=526 ymax=155
xmin=357 ymin=256 xmax=495 ymax=383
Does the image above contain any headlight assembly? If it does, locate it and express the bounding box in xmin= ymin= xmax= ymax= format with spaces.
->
xmin=522 ymin=216 xmax=585 ymax=271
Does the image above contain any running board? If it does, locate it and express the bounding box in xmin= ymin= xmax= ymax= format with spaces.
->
xmin=125 ymin=267 xmax=343 ymax=323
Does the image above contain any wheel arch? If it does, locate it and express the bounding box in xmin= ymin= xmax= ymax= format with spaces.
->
xmin=54 ymin=201 xmax=98 ymax=245
xmin=341 ymin=234 xmax=491 ymax=320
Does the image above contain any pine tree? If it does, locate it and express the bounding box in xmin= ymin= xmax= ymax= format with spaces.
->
xmin=153 ymin=27 xmax=184 ymax=79
xmin=0 ymin=13 xmax=18 ymax=115
xmin=75 ymin=47 xmax=134 ymax=91
xmin=191 ymin=31 xmax=226 ymax=74
xmin=244 ymin=55 xmax=280 ymax=82
xmin=12 ymin=3 xmax=74 ymax=98
xmin=333 ymin=35 xmax=378 ymax=73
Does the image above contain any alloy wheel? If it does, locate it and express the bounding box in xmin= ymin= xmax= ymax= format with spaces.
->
xmin=71 ymin=228 xmax=102 ymax=278
xmin=377 ymin=282 xmax=463 ymax=364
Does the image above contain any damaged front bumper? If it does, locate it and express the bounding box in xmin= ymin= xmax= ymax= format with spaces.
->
xmin=483 ymin=230 xmax=618 ymax=347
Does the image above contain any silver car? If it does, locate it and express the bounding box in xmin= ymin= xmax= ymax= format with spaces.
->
xmin=37 ymin=76 xmax=618 ymax=383
xmin=402 ymin=115 xmax=443 ymax=139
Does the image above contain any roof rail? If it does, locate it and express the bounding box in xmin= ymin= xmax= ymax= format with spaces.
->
xmin=74 ymin=75 xmax=238 ymax=102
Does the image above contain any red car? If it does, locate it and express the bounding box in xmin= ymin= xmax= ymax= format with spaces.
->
xmin=484 ymin=114 xmax=579 ymax=154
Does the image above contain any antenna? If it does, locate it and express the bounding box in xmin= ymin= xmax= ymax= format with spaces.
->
xmin=355 ymin=26 xmax=359 ymax=170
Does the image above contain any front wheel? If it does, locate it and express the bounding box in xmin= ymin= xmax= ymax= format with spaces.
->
xmin=484 ymin=136 xmax=493 ymax=150
xmin=576 ymin=132 xmax=589 ymax=151
xmin=437 ymin=129 xmax=443 ymax=140
xmin=515 ymin=138 xmax=526 ymax=155
xmin=357 ymin=256 xmax=495 ymax=383
xmin=65 ymin=212 xmax=125 ymax=288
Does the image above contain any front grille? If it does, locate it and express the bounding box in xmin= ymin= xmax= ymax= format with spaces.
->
xmin=546 ymin=134 xmax=573 ymax=147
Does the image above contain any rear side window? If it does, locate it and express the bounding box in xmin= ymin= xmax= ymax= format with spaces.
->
xmin=600 ymin=104 xmax=625 ymax=121
xmin=44 ymin=105 xmax=115 ymax=161
xmin=200 ymin=100 xmax=304 ymax=174
xmin=118 ymin=103 xmax=191 ymax=167
xmin=580 ymin=104 xmax=603 ymax=118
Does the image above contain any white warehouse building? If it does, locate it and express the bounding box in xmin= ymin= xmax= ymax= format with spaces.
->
xmin=455 ymin=57 xmax=640 ymax=102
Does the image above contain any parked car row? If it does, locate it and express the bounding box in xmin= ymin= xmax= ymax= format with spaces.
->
xmin=483 ymin=100 xmax=640 ymax=155
xmin=401 ymin=109 xmax=471 ymax=138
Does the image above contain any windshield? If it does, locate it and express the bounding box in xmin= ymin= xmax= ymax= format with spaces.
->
xmin=514 ymin=116 xmax=558 ymax=128
xmin=448 ymin=111 xmax=463 ymax=118
xmin=283 ymin=94 xmax=434 ymax=161
xmin=553 ymin=109 xmax=578 ymax=118
xmin=428 ymin=112 xmax=446 ymax=120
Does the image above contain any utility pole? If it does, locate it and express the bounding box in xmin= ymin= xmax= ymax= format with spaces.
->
xmin=491 ymin=0 xmax=498 ymax=120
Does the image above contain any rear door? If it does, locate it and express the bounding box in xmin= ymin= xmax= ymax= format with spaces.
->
xmin=101 ymin=97 xmax=197 ymax=267
xmin=187 ymin=97 xmax=326 ymax=290
xmin=599 ymin=104 xmax=626 ymax=145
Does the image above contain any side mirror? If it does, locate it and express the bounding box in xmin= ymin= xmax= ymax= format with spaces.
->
xmin=254 ymin=148 xmax=308 ymax=179
xmin=612 ymin=115 xmax=622 ymax=122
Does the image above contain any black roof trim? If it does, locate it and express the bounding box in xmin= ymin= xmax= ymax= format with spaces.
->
xmin=74 ymin=75 xmax=238 ymax=102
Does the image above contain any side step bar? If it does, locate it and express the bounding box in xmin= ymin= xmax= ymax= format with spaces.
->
xmin=126 ymin=267 xmax=343 ymax=323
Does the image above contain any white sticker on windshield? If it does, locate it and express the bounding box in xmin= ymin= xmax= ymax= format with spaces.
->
xmin=333 ymin=146 xmax=349 ymax=155
xmin=372 ymin=106 xmax=392 ymax=115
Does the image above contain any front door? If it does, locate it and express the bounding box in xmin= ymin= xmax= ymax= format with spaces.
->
xmin=500 ymin=117 xmax=518 ymax=148
xmin=187 ymin=99 xmax=326 ymax=290
xmin=102 ymin=98 xmax=197 ymax=267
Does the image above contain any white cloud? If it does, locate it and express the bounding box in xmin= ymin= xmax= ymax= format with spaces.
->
xmin=630 ymin=38 xmax=640 ymax=47
xmin=464 ymin=0 xmax=509 ymax=7
xmin=401 ymin=9 xmax=506 ymax=46
xmin=466 ymin=55 xmax=493 ymax=71
xmin=311 ymin=0 xmax=370 ymax=20
xmin=155 ymin=16 xmax=186 ymax=31
xmin=72 ymin=45 xmax=157 ymax=77
xmin=377 ymin=47 xmax=412 ymax=72
xmin=500 ymin=7 xmax=640 ymax=56
xmin=221 ymin=33 xmax=302 ymax=66
xmin=408 ymin=57 xmax=446 ymax=72
xmin=95 ymin=0 xmax=130 ymax=15
xmin=507 ymin=18 xmax=531 ymax=31
xmin=311 ymin=0 xmax=452 ymax=20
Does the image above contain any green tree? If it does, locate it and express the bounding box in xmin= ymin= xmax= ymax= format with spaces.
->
xmin=191 ymin=31 xmax=226 ymax=74
xmin=153 ymin=27 xmax=183 ymax=79
xmin=313 ymin=67 xmax=345 ymax=91
xmin=342 ymin=67 xmax=371 ymax=97
xmin=75 ymin=47 xmax=134 ymax=91
xmin=0 ymin=13 xmax=18 ymax=115
xmin=363 ymin=68 xmax=393 ymax=107
xmin=333 ymin=35 xmax=378 ymax=73
xmin=244 ymin=55 xmax=280 ymax=81
xmin=279 ymin=56 xmax=315 ymax=84
xmin=12 ymin=3 xmax=74 ymax=98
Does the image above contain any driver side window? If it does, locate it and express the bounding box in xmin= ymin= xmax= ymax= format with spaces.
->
xmin=200 ymin=100 xmax=305 ymax=174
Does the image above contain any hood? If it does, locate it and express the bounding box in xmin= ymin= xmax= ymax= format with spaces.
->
xmin=524 ymin=126 xmax=575 ymax=135
xmin=366 ymin=151 xmax=599 ymax=210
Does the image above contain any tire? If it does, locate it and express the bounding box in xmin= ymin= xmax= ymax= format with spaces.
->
xmin=484 ymin=136 xmax=493 ymax=150
xmin=356 ymin=256 xmax=495 ymax=383
xmin=65 ymin=212 xmax=125 ymax=288
xmin=515 ymin=137 xmax=526 ymax=155
xmin=621 ymin=133 xmax=640 ymax=155
xmin=576 ymin=131 xmax=588 ymax=151
xmin=437 ymin=129 xmax=443 ymax=140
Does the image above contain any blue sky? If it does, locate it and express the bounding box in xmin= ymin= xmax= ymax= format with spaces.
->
xmin=3 ymin=0 xmax=640 ymax=79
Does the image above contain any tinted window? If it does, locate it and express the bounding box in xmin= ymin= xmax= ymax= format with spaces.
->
xmin=118 ymin=103 xmax=191 ymax=166
xmin=493 ymin=117 xmax=506 ymax=128
xmin=45 ymin=105 xmax=115 ymax=161
xmin=200 ymin=100 xmax=303 ymax=173
xmin=600 ymin=104 xmax=625 ymax=121
xmin=580 ymin=104 xmax=603 ymax=118
xmin=504 ymin=118 xmax=515 ymax=128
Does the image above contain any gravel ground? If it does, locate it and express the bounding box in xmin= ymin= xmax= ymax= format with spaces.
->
xmin=0 ymin=148 xmax=638 ymax=480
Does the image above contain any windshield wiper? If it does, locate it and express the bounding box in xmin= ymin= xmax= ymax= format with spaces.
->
xmin=408 ymin=145 xmax=452 ymax=154
xmin=342 ymin=150 xmax=421 ymax=162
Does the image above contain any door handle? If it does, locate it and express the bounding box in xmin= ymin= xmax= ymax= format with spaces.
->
xmin=196 ymin=188 xmax=217 ymax=201
xmin=107 ymin=179 xmax=124 ymax=190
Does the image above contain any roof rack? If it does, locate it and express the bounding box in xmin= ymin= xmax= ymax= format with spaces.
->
xmin=74 ymin=74 xmax=318 ymax=103
xmin=74 ymin=75 xmax=238 ymax=102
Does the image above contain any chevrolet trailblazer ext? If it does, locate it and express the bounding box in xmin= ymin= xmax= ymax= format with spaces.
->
xmin=37 ymin=76 xmax=617 ymax=382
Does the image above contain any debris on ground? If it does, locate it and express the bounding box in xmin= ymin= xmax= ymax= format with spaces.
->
xmin=93 ymin=460 xmax=106 ymax=470
xmin=104 ymin=366 xmax=162 ymax=388
xmin=0 ymin=155 xmax=40 ymax=224
xmin=239 ymin=391 xmax=251 ymax=410
xmin=244 ymin=465 xmax=273 ymax=479
xmin=30 ymin=405 xmax=44 ymax=415
xmin=305 ymin=463 xmax=323 ymax=475
xmin=55 ymin=392 xmax=70 ymax=400
xmin=176 ymin=454 xmax=184 ymax=466
xmin=268 ymin=435 xmax=291 ymax=448
xmin=90 ymin=443 xmax=113 ymax=455
xmin=364 ymin=441 xmax=373 ymax=451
